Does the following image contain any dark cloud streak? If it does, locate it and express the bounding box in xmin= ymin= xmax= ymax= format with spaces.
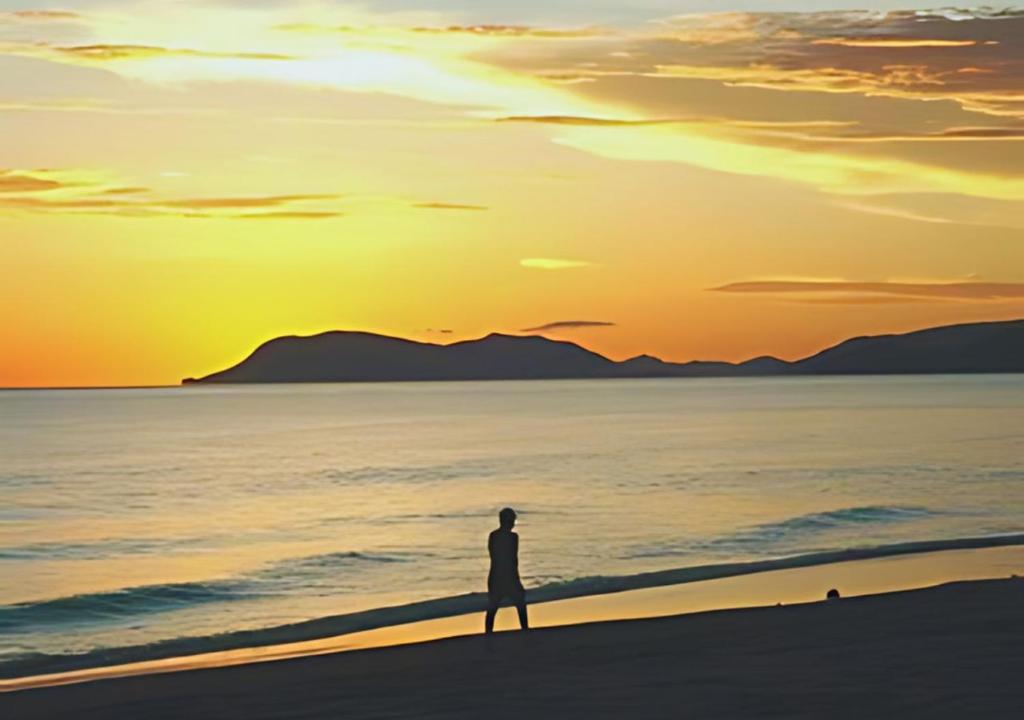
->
xmin=712 ymin=280 xmax=1024 ymax=302
xmin=521 ymin=320 xmax=616 ymax=331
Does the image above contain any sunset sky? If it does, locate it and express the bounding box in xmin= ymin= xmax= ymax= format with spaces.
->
xmin=2 ymin=1 xmax=1023 ymax=387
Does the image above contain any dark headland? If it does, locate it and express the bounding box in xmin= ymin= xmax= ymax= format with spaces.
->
xmin=183 ymin=318 xmax=1024 ymax=384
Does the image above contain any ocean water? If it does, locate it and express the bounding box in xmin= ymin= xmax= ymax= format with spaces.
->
xmin=1 ymin=376 xmax=1023 ymax=673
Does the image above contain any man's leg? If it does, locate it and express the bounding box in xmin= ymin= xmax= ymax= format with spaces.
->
xmin=514 ymin=590 xmax=529 ymax=630
xmin=485 ymin=597 xmax=499 ymax=634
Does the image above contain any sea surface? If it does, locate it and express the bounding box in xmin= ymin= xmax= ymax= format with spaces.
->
xmin=2 ymin=376 xmax=1023 ymax=674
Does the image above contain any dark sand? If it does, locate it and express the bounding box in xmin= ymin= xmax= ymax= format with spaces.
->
xmin=6 ymin=578 xmax=1023 ymax=719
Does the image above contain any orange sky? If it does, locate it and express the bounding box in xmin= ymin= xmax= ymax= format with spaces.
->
xmin=2 ymin=4 xmax=1023 ymax=387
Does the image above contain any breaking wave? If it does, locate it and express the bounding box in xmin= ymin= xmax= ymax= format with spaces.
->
xmin=0 ymin=551 xmax=419 ymax=634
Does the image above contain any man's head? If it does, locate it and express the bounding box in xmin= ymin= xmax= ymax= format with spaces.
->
xmin=499 ymin=507 xmax=516 ymax=529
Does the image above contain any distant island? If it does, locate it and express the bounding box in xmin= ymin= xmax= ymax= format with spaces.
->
xmin=183 ymin=319 xmax=1024 ymax=384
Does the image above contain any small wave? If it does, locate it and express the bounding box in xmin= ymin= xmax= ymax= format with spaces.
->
xmin=0 ymin=472 xmax=52 ymax=489
xmin=0 ymin=580 xmax=249 ymax=634
xmin=0 ymin=550 xmax=423 ymax=633
xmin=312 ymin=461 xmax=490 ymax=489
xmin=310 ymin=452 xmax=582 ymax=488
xmin=627 ymin=505 xmax=939 ymax=559
xmin=0 ymin=538 xmax=185 ymax=562
xmin=373 ymin=508 xmax=563 ymax=524
xmin=713 ymin=505 xmax=937 ymax=545
xmin=381 ymin=511 xmax=493 ymax=522
xmin=260 ymin=550 xmax=427 ymax=578
xmin=268 ymin=551 xmax=420 ymax=572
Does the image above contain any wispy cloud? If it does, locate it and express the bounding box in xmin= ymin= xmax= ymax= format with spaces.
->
xmin=235 ymin=211 xmax=343 ymax=220
xmin=810 ymin=38 xmax=980 ymax=49
xmin=711 ymin=280 xmax=1024 ymax=303
xmin=500 ymin=114 xmax=870 ymax=134
xmin=410 ymin=25 xmax=607 ymax=39
xmin=42 ymin=44 xmax=294 ymax=62
xmin=833 ymin=194 xmax=1024 ymax=230
xmin=475 ymin=7 xmax=1024 ymax=206
xmin=0 ymin=170 xmax=63 ymax=193
xmin=833 ymin=201 xmax=954 ymax=226
xmin=0 ymin=10 xmax=81 ymax=23
xmin=521 ymin=320 xmax=615 ymax=331
xmin=644 ymin=11 xmax=1024 ymax=122
xmin=98 ymin=186 xmax=150 ymax=196
xmin=413 ymin=202 xmax=488 ymax=211
xmin=0 ymin=9 xmax=613 ymax=118
xmin=520 ymin=258 xmax=591 ymax=270
xmin=499 ymin=115 xmax=673 ymax=127
xmin=275 ymin=22 xmax=607 ymax=40
xmin=809 ymin=127 xmax=1024 ymax=142
xmin=0 ymin=168 xmax=489 ymax=221
xmin=161 ymin=194 xmax=336 ymax=210
xmin=0 ymin=168 xmax=326 ymax=219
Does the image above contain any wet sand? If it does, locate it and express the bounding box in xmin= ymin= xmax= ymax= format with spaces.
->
xmin=6 ymin=577 xmax=1023 ymax=719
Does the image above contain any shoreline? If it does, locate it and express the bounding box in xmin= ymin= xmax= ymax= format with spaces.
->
xmin=5 ymin=575 xmax=1023 ymax=718
xmin=4 ymin=540 xmax=1022 ymax=693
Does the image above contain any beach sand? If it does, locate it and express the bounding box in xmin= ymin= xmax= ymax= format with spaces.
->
xmin=6 ymin=576 xmax=1023 ymax=719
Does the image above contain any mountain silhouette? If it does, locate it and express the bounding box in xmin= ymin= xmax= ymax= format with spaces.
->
xmin=182 ymin=319 xmax=1023 ymax=384
xmin=794 ymin=319 xmax=1024 ymax=374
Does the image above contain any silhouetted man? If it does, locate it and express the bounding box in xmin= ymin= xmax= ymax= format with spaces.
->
xmin=485 ymin=507 xmax=529 ymax=634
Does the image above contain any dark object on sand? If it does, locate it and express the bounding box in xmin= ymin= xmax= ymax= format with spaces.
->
xmin=826 ymin=588 xmax=841 ymax=600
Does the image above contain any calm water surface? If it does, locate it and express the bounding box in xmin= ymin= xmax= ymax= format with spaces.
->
xmin=1 ymin=376 xmax=1022 ymax=665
